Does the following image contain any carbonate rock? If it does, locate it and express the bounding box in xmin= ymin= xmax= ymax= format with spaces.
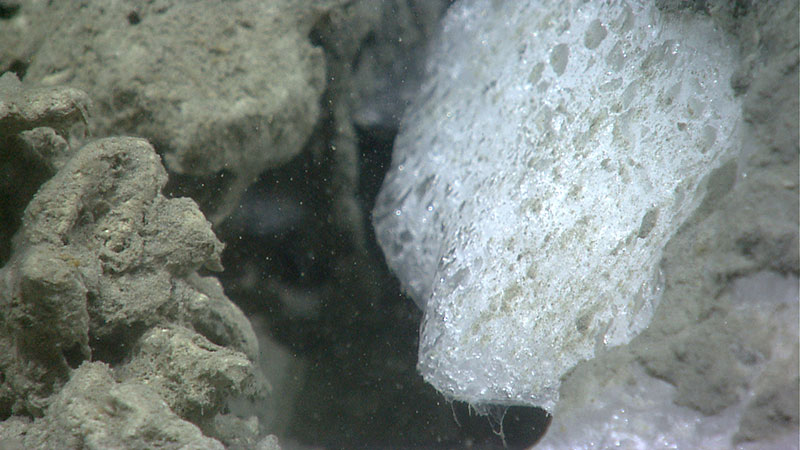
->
xmin=373 ymin=0 xmax=742 ymax=411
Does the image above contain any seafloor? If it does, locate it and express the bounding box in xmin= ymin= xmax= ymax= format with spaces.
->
xmin=0 ymin=1 xmax=797 ymax=449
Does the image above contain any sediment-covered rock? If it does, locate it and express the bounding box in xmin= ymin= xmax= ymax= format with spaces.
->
xmin=12 ymin=0 xmax=344 ymax=222
xmin=0 ymin=90 xmax=268 ymax=446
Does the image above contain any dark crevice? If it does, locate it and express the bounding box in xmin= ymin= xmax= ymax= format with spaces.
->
xmin=355 ymin=123 xmax=398 ymax=216
xmin=62 ymin=342 xmax=88 ymax=369
xmin=0 ymin=2 xmax=20 ymax=20
xmin=88 ymin=322 xmax=147 ymax=366
xmin=6 ymin=59 xmax=28 ymax=79
xmin=126 ymin=10 xmax=141 ymax=25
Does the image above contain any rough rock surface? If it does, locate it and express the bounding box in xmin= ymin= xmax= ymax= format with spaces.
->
xmin=0 ymin=78 xmax=270 ymax=447
xmin=0 ymin=72 xmax=90 ymax=263
xmin=3 ymin=0 xmax=465 ymax=447
xmin=117 ymin=325 xmax=256 ymax=424
xmin=0 ymin=362 xmax=225 ymax=450
xmin=11 ymin=0 xmax=343 ymax=222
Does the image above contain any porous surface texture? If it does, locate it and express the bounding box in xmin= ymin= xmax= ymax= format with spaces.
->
xmin=539 ymin=1 xmax=798 ymax=446
xmin=11 ymin=0 xmax=338 ymax=222
xmin=374 ymin=0 xmax=744 ymax=410
xmin=374 ymin=0 xmax=799 ymax=446
xmin=0 ymin=79 xmax=270 ymax=447
xmin=0 ymin=362 xmax=225 ymax=450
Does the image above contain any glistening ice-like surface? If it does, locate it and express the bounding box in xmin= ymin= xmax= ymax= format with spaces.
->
xmin=373 ymin=0 xmax=741 ymax=411
xmin=536 ymin=273 xmax=800 ymax=449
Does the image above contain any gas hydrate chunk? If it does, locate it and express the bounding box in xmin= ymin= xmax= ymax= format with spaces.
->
xmin=373 ymin=0 xmax=741 ymax=411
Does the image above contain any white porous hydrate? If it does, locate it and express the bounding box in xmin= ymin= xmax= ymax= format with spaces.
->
xmin=373 ymin=0 xmax=741 ymax=411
